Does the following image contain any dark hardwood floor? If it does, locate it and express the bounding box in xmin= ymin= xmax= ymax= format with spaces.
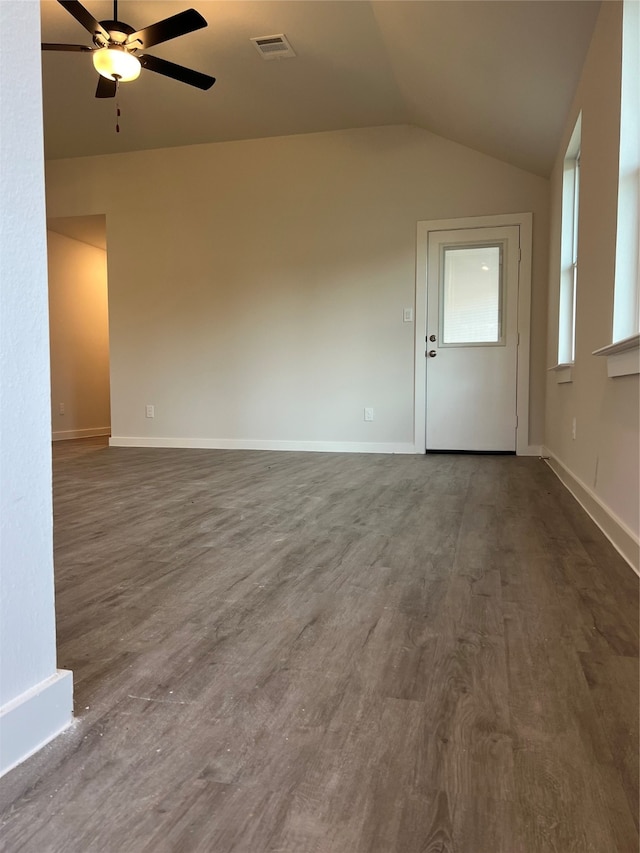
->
xmin=1 ymin=438 xmax=638 ymax=852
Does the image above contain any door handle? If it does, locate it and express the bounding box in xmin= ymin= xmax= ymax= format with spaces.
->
xmin=428 ymin=350 xmax=437 ymax=358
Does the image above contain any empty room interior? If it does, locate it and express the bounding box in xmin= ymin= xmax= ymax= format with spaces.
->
xmin=0 ymin=1 xmax=638 ymax=851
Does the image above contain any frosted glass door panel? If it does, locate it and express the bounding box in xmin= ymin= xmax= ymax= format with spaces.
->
xmin=441 ymin=245 xmax=503 ymax=344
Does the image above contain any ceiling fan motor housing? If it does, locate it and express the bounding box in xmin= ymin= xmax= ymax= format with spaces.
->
xmin=94 ymin=20 xmax=136 ymax=49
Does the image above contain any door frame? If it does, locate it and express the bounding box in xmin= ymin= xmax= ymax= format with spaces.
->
xmin=414 ymin=212 xmax=534 ymax=456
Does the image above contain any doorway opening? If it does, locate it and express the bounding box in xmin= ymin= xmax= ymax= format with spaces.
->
xmin=46 ymin=214 xmax=111 ymax=442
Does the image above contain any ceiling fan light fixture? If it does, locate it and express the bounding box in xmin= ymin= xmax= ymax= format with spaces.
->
xmin=93 ymin=46 xmax=141 ymax=82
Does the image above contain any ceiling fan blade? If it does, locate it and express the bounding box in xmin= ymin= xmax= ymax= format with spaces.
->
xmin=126 ymin=9 xmax=207 ymax=50
xmin=58 ymin=1 xmax=109 ymax=41
xmin=95 ymin=76 xmax=118 ymax=98
xmin=42 ymin=43 xmax=93 ymax=52
xmin=139 ymin=54 xmax=215 ymax=90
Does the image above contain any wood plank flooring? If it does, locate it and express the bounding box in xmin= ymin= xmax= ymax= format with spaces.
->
xmin=1 ymin=438 xmax=638 ymax=852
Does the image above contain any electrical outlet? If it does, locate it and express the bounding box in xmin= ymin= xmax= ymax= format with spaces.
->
xmin=572 ymin=417 xmax=576 ymax=440
xmin=364 ymin=407 xmax=374 ymax=422
xmin=146 ymin=404 xmax=155 ymax=419
xmin=58 ymin=402 xmax=65 ymax=415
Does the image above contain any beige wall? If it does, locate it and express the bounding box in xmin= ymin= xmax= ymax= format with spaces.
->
xmin=545 ymin=2 xmax=639 ymax=564
xmin=0 ymin=0 xmax=73 ymax=775
xmin=45 ymin=124 xmax=548 ymax=450
xmin=47 ymin=230 xmax=110 ymax=438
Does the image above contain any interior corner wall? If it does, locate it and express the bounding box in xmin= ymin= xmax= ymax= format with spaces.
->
xmin=47 ymin=230 xmax=111 ymax=440
xmin=45 ymin=124 xmax=549 ymax=452
xmin=545 ymin=1 xmax=639 ymax=570
xmin=0 ymin=0 xmax=72 ymax=778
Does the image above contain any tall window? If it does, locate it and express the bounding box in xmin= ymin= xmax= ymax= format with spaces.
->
xmin=612 ymin=0 xmax=639 ymax=343
xmin=558 ymin=115 xmax=581 ymax=364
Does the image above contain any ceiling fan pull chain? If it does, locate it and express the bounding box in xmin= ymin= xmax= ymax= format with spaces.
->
xmin=116 ymin=100 xmax=121 ymax=134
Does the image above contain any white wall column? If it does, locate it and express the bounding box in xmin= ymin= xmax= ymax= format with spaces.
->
xmin=0 ymin=1 xmax=73 ymax=776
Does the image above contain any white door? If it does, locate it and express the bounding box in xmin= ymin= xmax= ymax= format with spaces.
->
xmin=426 ymin=226 xmax=520 ymax=451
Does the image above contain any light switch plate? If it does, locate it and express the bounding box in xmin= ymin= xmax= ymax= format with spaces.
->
xmin=403 ymin=308 xmax=413 ymax=322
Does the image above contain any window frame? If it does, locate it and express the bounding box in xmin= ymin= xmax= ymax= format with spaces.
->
xmin=557 ymin=114 xmax=582 ymax=371
xmin=593 ymin=0 xmax=639 ymax=377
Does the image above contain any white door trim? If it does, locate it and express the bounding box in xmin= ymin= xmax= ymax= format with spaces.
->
xmin=414 ymin=212 xmax=534 ymax=456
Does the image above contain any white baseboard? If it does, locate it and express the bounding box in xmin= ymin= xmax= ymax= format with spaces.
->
xmin=108 ymin=437 xmax=545 ymax=457
xmin=0 ymin=670 xmax=73 ymax=778
xmin=542 ymin=446 xmax=640 ymax=576
xmin=109 ymin=436 xmax=418 ymax=455
xmin=52 ymin=427 xmax=111 ymax=441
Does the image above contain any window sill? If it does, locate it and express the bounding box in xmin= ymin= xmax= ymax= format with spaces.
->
xmin=593 ymin=333 xmax=640 ymax=377
xmin=548 ymin=363 xmax=573 ymax=383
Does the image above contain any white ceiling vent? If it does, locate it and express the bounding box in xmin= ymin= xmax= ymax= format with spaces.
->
xmin=250 ymin=34 xmax=296 ymax=60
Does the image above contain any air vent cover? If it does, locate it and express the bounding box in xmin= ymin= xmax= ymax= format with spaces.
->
xmin=250 ymin=34 xmax=296 ymax=60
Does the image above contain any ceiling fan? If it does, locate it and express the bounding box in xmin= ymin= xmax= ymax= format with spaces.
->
xmin=42 ymin=0 xmax=216 ymax=98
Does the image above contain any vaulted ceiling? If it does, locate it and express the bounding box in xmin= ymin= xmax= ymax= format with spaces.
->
xmin=40 ymin=0 xmax=601 ymax=176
